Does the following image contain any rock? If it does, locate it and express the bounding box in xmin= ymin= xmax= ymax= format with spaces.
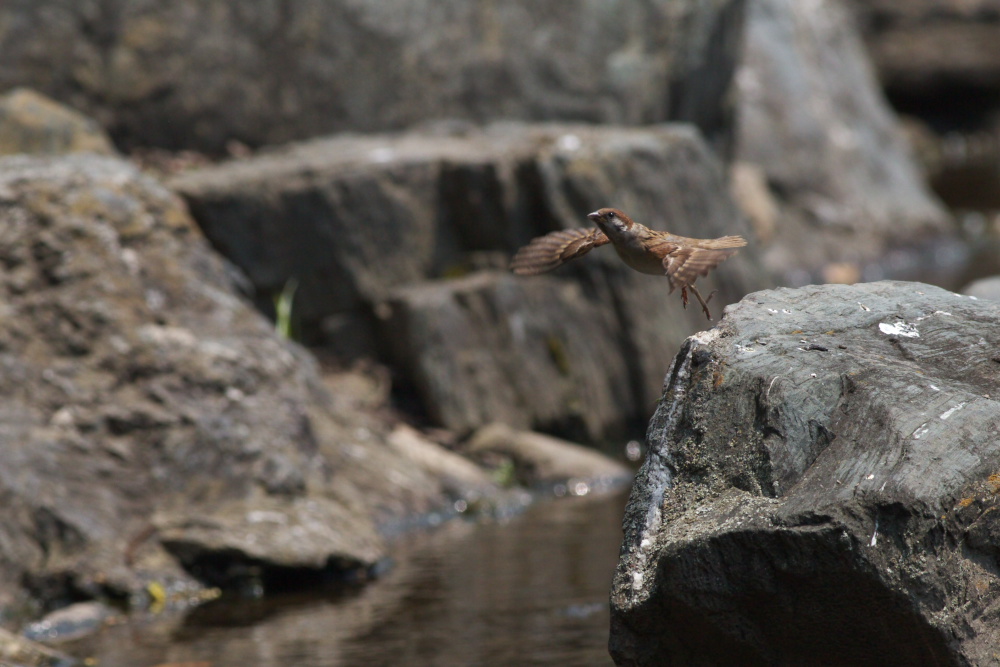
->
xmin=22 ymin=601 xmax=116 ymax=644
xmin=0 ymin=1 xmax=743 ymax=153
xmin=734 ymin=0 xmax=952 ymax=284
xmin=661 ymin=0 xmax=748 ymax=155
xmin=0 ymin=153 xmax=501 ymax=616
xmin=844 ymin=1 xmax=1000 ymax=219
xmin=728 ymin=162 xmax=777 ymax=242
xmin=1 ymin=2 xmax=950 ymax=288
xmin=0 ymin=88 xmax=116 ymax=157
xmin=963 ymin=275 xmax=1000 ymax=302
xmin=465 ymin=423 xmax=632 ymax=490
xmin=611 ymin=281 xmax=1000 ymax=665
xmin=172 ymin=123 xmax=770 ymax=441
xmin=383 ymin=272 xmax=633 ymax=441
xmin=386 ymin=425 xmax=498 ymax=501
xmin=157 ymin=495 xmax=384 ymax=586
xmin=847 ymin=0 xmax=1000 ymax=99
xmin=0 ymin=627 xmax=75 ymax=667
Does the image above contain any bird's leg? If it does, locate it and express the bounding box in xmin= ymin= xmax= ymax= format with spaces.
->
xmin=680 ymin=286 xmax=689 ymax=309
xmin=689 ymin=285 xmax=714 ymax=321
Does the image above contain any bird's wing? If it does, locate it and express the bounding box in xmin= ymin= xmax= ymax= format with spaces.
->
xmin=656 ymin=239 xmax=745 ymax=293
xmin=510 ymin=227 xmax=611 ymax=275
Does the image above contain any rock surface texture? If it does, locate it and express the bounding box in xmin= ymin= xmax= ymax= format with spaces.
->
xmin=171 ymin=123 xmax=770 ymax=440
xmin=0 ymin=0 xmax=744 ymax=153
xmin=611 ymin=281 xmax=1000 ymax=666
xmin=0 ymin=153 xmax=499 ymax=615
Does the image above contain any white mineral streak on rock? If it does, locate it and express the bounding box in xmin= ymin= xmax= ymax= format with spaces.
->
xmin=878 ymin=321 xmax=919 ymax=337
xmin=940 ymin=402 xmax=967 ymax=420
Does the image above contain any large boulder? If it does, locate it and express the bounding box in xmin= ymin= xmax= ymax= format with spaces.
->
xmin=611 ymin=281 xmax=1000 ymax=665
xmin=0 ymin=0 xmax=744 ymax=153
xmin=0 ymin=153 xmax=498 ymax=616
xmin=171 ymin=123 xmax=771 ymax=440
xmin=733 ymin=0 xmax=952 ymax=284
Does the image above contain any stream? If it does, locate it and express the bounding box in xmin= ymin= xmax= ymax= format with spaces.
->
xmin=67 ymin=488 xmax=630 ymax=666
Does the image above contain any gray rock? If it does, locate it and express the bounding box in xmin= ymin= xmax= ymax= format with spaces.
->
xmin=22 ymin=601 xmax=116 ymax=644
xmin=170 ymin=124 xmax=770 ymax=440
xmin=0 ymin=0 xmax=743 ymax=153
xmin=173 ymin=123 xmax=771 ymax=440
xmin=962 ymin=275 xmax=1000 ymax=302
xmin=171 ymin=122 xmax=766 ymax=325
xmin=0 ymin=153 xmax=501 ymax=615
xmin=383 ymin=272 xmax=633 ymax=441
xmin=734 ymin=0 xmax=952 ymax=283
xmin=847 ymin=0 xmax=1000 ymax=95
xmin=660 ymin=0 xmax=748 ymax=155
xmin=611 ymin=281 xmax=1000 ymax=665
xmin=157 ymin=495 xmax=384 ymax=583
xmin=0 ymin=88 xmax=116 ymax=157
xmin=381 ymin=258 xmax=753 ymax=442
xmin=0 ymin=626 xmax=75 ymax=667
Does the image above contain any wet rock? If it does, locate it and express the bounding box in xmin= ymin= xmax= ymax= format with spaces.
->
xmin=0 ymin=153 xmax=501 ymax=615
xmin=734 ymin=0 xmax=951 ymax=284
xmin=173 ymin=123 xmax=769 ymax=440
xmin=0 ymin=1 xmax=743 ymax=153
xmin=0 ymin=88 xmax=116 ymax=157
xmin=22 ymin=601 xmax=116 ymax=644
xmin=611 ymin=281 xmax=1000 ymax=665
xmin=465 ymin=423 xmax=632 ymax=490
xmin=0 ymin=627 xmax=75 ymax=667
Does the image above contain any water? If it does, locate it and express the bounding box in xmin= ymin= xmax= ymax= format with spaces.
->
xmin=67 ymin=489 xmax=629 ymax=667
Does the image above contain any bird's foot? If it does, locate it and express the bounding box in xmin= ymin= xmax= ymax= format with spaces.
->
xmin=689 ymin=286 xmax=714 ymax=321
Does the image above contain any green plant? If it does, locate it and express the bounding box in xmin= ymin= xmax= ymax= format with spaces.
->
xmin=274 ymin=278 xmax=299 ymax=340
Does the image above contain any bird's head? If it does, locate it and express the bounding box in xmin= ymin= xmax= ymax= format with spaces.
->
xmin=588 ymin=208 xmax=633 ymax=234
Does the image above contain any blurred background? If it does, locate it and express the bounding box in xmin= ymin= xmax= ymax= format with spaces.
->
xmin=0 ymin=0 xmax=998 ymax=665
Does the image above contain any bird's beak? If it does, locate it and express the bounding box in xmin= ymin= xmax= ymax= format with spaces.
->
xmin=587 ymin=211 xmax=601 ymax=222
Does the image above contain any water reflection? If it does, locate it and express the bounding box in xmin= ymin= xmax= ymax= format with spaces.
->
xmin=69 ymin=489 xmax=629 ymax=667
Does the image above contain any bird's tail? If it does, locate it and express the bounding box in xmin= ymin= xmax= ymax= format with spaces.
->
xmin=709 ymin=235 xmax=748 ymax=249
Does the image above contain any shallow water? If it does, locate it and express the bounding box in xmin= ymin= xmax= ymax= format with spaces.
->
xmin=68 ymin=489 xmax=629 ymax=667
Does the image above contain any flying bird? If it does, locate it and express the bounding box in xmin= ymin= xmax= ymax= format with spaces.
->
xmin=510 ymin=208 xmax=746 ymax=320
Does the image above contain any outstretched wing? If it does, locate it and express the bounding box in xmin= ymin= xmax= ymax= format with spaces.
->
xmin=658 ymin=236 xmax=746 ymax=292
xmin=510 ymin=227 xmax=611 ymax=275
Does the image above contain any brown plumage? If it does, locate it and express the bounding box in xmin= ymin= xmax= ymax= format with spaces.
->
xmin=510 ymin=208 xmax=746 ymax=320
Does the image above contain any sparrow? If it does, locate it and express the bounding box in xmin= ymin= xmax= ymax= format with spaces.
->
xmin=510 ymin=208 xmax=747 ymax=320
